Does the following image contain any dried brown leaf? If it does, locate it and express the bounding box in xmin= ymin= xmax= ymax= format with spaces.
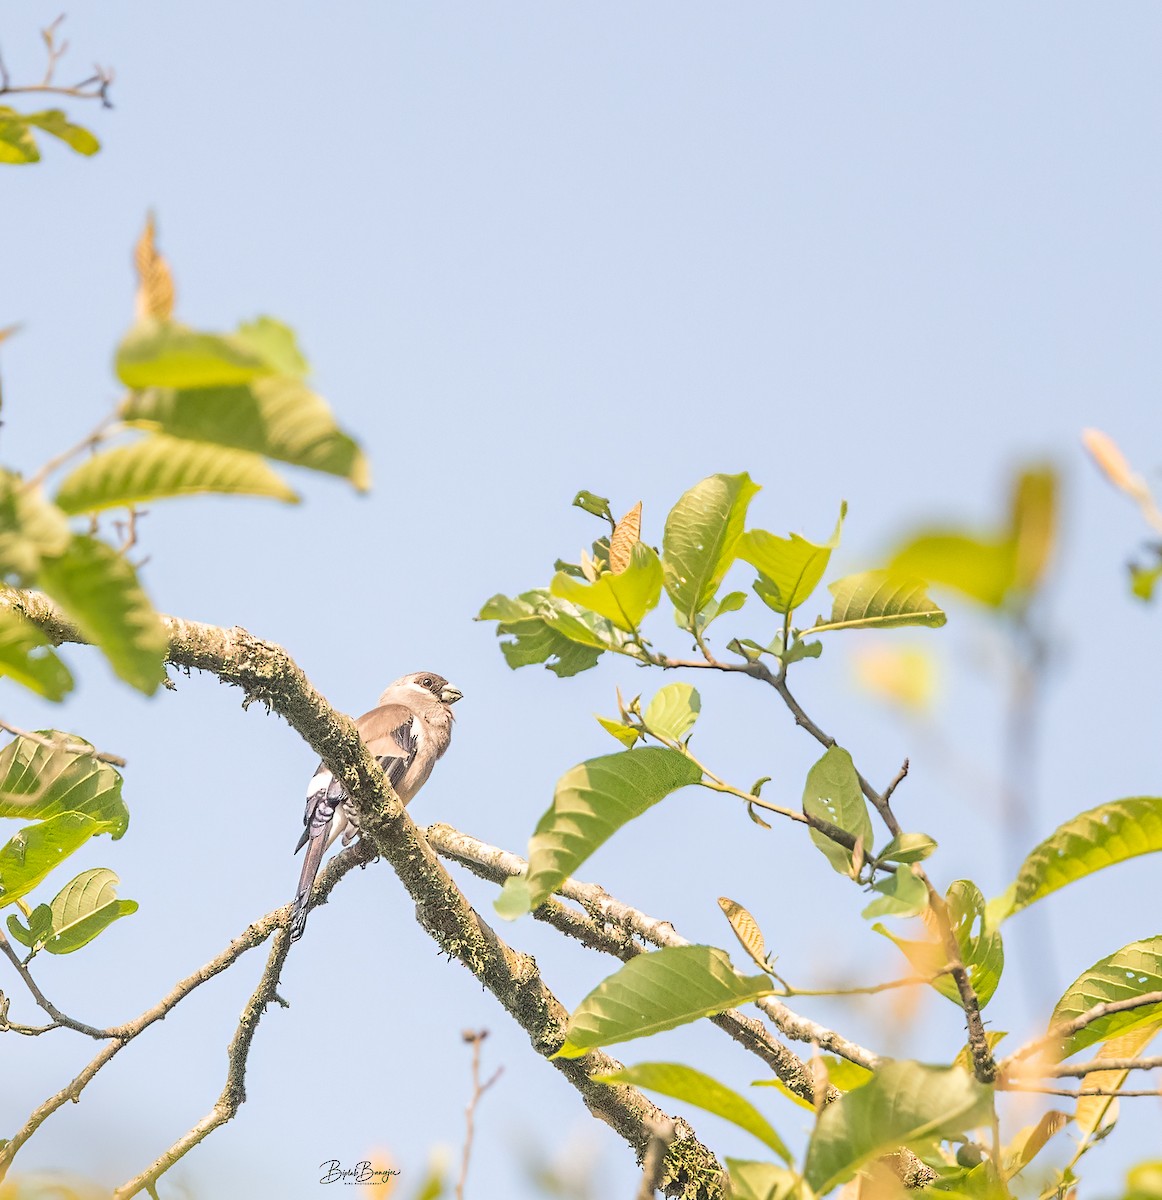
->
xmin=609 ymin=501 xmax=642 ymax=574
xmin=717 ymin=896 xmax=768 ymax=970
xmin=134 ymin=213 xmax=176 ymax=322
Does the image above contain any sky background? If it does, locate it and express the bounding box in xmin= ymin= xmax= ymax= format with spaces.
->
xmin=3 ymin=4 xmax=1162 ymax=1197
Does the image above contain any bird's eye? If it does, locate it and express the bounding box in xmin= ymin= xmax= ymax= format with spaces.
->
xmin=421 ymin=677 xmax=433 ymax=688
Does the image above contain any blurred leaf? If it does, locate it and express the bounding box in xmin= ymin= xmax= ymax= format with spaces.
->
xmin=862 ymin=866 xmax=928 ymax=919
xmin=608 ymin=502 xmax=642 ymax=573
xmin=642 ymin=683 xmax=701 ymax=742
xmin=38 ymin=536 xmax=168 ymax=693
xmin=0 ymin=470 xmax=72 ymax=585
xmin=1124 ymin=1161 xmax=1162 ymax=1200
xmin=726 ymin=1160 xmax=800 ymax=1200
xmin=803 ymin=572 xmax=946 ymax=635
xmin=550 ymin=543 xmax=663 ymax=632
xmin=1010 ymin=465 xmax=1058 ymax=592
xmin=877 ymin=832 xmax=937 ymax=864
xmin=1082 ymin=428 xmax=1151 ymax=502
xmin=663 ymin=473 xmax=760 ymax=628
xmin=56 ymin=435 xmax=298 ymax=513
xmin=995 ymin=796 xmax=1162 ymax=922
xmin=0 ymin=812 xmax=106 ymax=906
xmin=116 ymin=321 xmax=273 ymax=389
xmin=0 ymin=109 xmax=41 ymax=163
xmin=754 ymin=1054 xmax=872 ymax=1104
xmin=133 ymin=213 xmax=175 ymax=322
xmin=802 ymin=746 xmax=872 ymax=876
xmin=718 ymin=897 xmax=770 ymax=971
xmin=120 ymin=376 xmax=369 ymax=490
xmin=572 ymin=490 xmax=613 ymax=522
xmin=554 ymin=945 xmax=774 ymax=1058
xmin=595 ymin=1061 xmax=789 ymax=1161
xmin=6 ymin=902 xmax=53 ymax=948
xmin=889 ymin=534 xmax=1015 ymax=608
xmin=852 ymin=644 xmax=937 ymax=711
xmin=1050 ymin=937 xmax=1162 ymax=1059
xmin=739 ymin=502 xmax=846 ymax=615
xmin=19 ymin=110 xmax=100 ymax=156
xmin=478 ymin=590 xmax=611 ymax=677
xmin=1131 ymin=557 xmax=1162 ymax=602
xmin=1074 ymin=1023 xmax=1160 ymax=1143
xmin=0 ymin=608 xmax=73 ymax=700
xmin=594 ymin=715 xmax=641 ymax=748
xmin=234 ymin=316 xmax=310 ymax=378
xmin=496 ymin=748 xmax=701 ymax=918
xmin=0 ymin=733 xmax=128 ymax=830
xmin=37 ymin=867 xmax=138 ymax=954
xmin=803 ymin=1062 xmax=994 ymax=1192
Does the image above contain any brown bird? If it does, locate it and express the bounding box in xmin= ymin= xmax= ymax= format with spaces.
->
xmin=290 ymin=671 xmax=462 ymax=940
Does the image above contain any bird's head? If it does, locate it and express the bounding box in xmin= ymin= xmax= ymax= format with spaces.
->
xmin=386 ymin=671 xmax=463 ymax=708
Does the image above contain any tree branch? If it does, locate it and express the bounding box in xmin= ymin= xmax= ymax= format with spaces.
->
xmin=6 ymin=592 xmax=727 ymax=1199
xmin=1001 ymin=991 xmax=1162 ymax=1073
xmin=0 ymin=924 xmax=112 ymax=1038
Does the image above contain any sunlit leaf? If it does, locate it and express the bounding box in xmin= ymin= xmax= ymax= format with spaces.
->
xmin=663 ymin=473 xmax=760 ymax=629
xmin=56 ymin=435 xmax=298 ymax=513
xmin=802 ymin=746 xmax=872 ymax=876
xmin=0 ymin=469 xmax=72 ymax=584
xmin=1074 ymin=1023 xmax=1160 ymax=1143
xmin=20 ymin=109 xmax=100 ymax=156
xmin=726 ymin=1160 xmax=800 ymax=1200
xmin=120 ymin=376 xmax=369 ymax=490
xmin=0 ymin=109 xmax=40 ymax=163
xmin=803 ymin=1062 xmax=993 ymax=1193
xmin=554 ymin=945 xmax=775 ymax=1058
xmin=802 ymin=572 xmax=946 ymax=635
xmin=877 ymin=832 xmax=937 ymax=864
xmin=642 ymin=684 xmax=701 ymax=743
xmin=0 ymin=812 xmax=106 ymax=906
xmin=994 ymin=797 xmax=1162 ymax=922
xmin=116 ymin=321 xmax=273 ymax=389
xmin=478 ymin=590 xmax=612 ymax=676
xmin=718 ymin=897 xmax=769 ymax=971
xmin=496 ymin=748 xmax=701 ymax=918
xmin=608 ymin=502 xmax=642 ymax=573
xmin=595 ymin=1061 xmax=789 ymax=1161
xmin=572 ymin=490 xmax=612 ymax=522
xmin=550 ymin=543 xmax=663 ymax=632
xmin=0 ymin=608 xmax=73 ymax=700
xmin=40 ymin=867 xmax=138 ymax=953
xmin=1050 ymin=937 xmax=1162 ymax=1059
xmin=133 ymin=213 xmax=175 ymax=323
xmin=595 ymin=715 xmax=641 ymax=748
xmin=37 ymin=536 xmax=168 ymax=693
xmin=1010 ymin=466 xmax=1058 ymax=593
xmin=234 ymin=316 xmax=310 ymax=378
xmin=6 ymin=902 xmax=52 ymax=948
xmin=862 ymin=866 xmax=929 ymax=920
xmin=889 ymin=534 xmax=1016 ymax=609
xmin=0 ymin=733 xmax=129 ymax=829
xmin=695 ymin=590 xmax=748 ymax=631
xmin=739 ymin=502 xmax=846 ymax=615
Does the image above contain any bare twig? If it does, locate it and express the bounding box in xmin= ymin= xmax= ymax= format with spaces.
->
xmin=0 ymin=17 xmax=115 ymax=107
xmin=1002 ymin=991 xmax=1162 ymax=1071
xmin=21 ymin=416 xmax=115 ymax=492
xmin=456 ymin=1030 xmax=503 ymax=1200
xmin=1002 ymin=1082 xmax=1162 ymax=1099
xmin=0 ymin=718 xmax=127 ymax=768
xmin=0 ymin=924 xmax=111 ymax=1038
xmin=1041 ymin=1053 xmax=1162 ymax=1079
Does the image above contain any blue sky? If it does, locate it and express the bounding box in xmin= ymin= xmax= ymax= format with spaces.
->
xmin=3 ymin=4 xmax=1162 ymax=1197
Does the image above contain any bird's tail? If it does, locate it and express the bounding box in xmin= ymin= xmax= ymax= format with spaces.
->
xmin=290 ymin=832 xmax=328 ymax=941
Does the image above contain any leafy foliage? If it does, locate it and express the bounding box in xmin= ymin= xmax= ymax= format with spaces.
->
xmin=0 ymin=106 xmax=99 ymax=164
xmin=738 ymin=502 xmax=846 ymax=615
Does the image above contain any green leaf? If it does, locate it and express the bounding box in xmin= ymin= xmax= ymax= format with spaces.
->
xmin=889 ymin=534 xmax=1016 ymax=609
xmin=115 ymin=322 xmax=274 ymax=389
xmin=595 ymin=715 xmax=641 ymax=748
xmin=802 ymin=571 xmax=947 ymax=635
xmin=781 ymin=638 xmax=822 ymax=665
xmin=20 ymin=110 xmax=100 ymax=156
xmin=862 ymin=867 xmax=929 ymax=919
xmin=642 ymin=684 xmax=701 ymax=743
xmin=0 ymin=110 xmax=40 ymax=163
xmin=496 ymin=748 xmax=700 ymax=918
xmin=595 ymin=1062 xmax=789 ymax=1162
xmin=802 ymin=746 xmax=873 ymax=876
xmin=996 ymin=797 xmax=1162 ymax=922
xmin=696 ymin=591 xmax=748 ymax=631
xmin=554 ymin=945 xmax=775 ymax=1058
xmin=1131 ymin=558 xmax=1162 ymax=602
xmin=550 ymin=543 xmax=663 ymax=632
xmin=803 ymin=1062 xmax=994 ymax=1192
xmin=0 ymin=812 xmax=106 ymax=906
xmin=725 ymin=1160 xmax=800 ymax=1200
xmin=877 ymin=832 xmax=938 ymax=864
xmin=0 ymin=732 xmax=129 ymax=828
xmin=663 ymin=473 xmax=761 ymax=628
xmin=37 ymin=536 xmax=168 ymax=693
xmin=1049 ymin=937 xmax=1162 ymax=1059
xmin=120 ymin=376 xmax=369 ymax=490
xmin=7 ymin=902 xmax=53 ymax=948
xmin=740 ymin=502 xmax=846 ymax=615
xmin=1010 ymin=466 xmax=1058 ymax=593
xmin=0 ymin=608 xmax=73 ymax=700
xmin=41 ymin=867 xmax=138 ymax=953
xmin=572 ymin=490 xmax=613 ymax=522
xmin=478 ymin=590 xmax=612 ymax=676
xmin=874 ymin=882 xmax=1003 ymax=1007
xmin=56 ymin=434 xmax=299 ymax=513
xmin=233 ymin=316 xmax=310 ymax=377
xmin=0 ymin=469 xmax=72 ymax=584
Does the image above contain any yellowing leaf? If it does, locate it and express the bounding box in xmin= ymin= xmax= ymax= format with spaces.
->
xmin=608 ymin=501 xmax=642 ymax=574
xmin=718 ymin=897 xmax=769 ymax=970
xmin=1011 ymin=466 xmax=1058 ymax=593
xmin=133 ymin=213 xmax=176 ymax=322
xmin=1075 ymin=1022 xmax=1161 ymax=1140
xmin=852 ymin=644 xmax=936 ymax=711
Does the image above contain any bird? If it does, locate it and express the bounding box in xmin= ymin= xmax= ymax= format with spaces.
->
xmin=290 ymin=671 xmax=463 ymax=940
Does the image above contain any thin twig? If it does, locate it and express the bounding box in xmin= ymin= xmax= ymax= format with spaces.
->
xmin=1002 ymin=991 xmax=1162 ymax=1071
xmin=0 ymin=718 xmax=127 ymax=768
xmin=1041 ymin=1053 xmax=1162 ymax=1078
xmin=0 ymin=17 xmax=115 ymax=106
xmin=0 ymin=924 xmax=111 ymax=1038
xmin=456 ymin=1030 xmax=502 ymax=1200
xmin=21 ymin=416 xmax=114 ymax=492
xmin=1002 ymin=1082 xmax=1162 ymax=1099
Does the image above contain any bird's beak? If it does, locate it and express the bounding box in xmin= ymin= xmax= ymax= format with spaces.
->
xmin=440 ymin=684 xmax=463 ymax=705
